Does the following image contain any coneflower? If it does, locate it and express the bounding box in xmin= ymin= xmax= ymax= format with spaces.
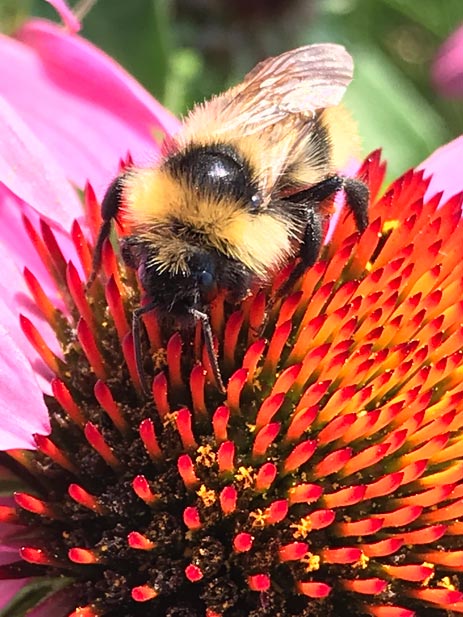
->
xmin=2 ymin=149 xmax=463 ymax=617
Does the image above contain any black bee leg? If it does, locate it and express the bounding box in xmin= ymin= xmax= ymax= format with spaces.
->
xmin=87 ymin=174 xmax=128 ymax=289
xmin=343 ymin=177 xmax=369 ymax=232
xmin=190 ymin=308 xmax=226 ymax=394
xmin=272 ymin=174 xmax=369 ymax=300
xmin=133 ymin=301 xmax=157 ymax=397
xmin=299 ymin=206 xmax=325 ymax=269
xmin=276 ymin=206 xmax=324 ymax=300
xmin=290 ymin=174 xmax=369 ymax=233
xmin=290 ymin=175 xmax=344 ymax=207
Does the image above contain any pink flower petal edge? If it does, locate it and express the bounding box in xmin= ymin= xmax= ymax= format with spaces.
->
xmin=432 ymin=24 xmax=463 ymax=98
xmin=418 ymin=135 xmax=463 ymax=202
xmin=0 ymin=324 xmax=50 ymax=450
xmin=0 ymin=192 xmax=87 ymax=400
xmin=0 ymin=544 xmax=20 ymax=566
xmin=0 ymin=186 xmax=76 ymax=308
xmin=45 ymin=0 xmax=80 ymax=33
xmin=0 ymin=580 xmax=30 ymax=612
xmin=0 ymin=19 xmax=180 ymax=198
xmin=0 ymin=96 xmax=81 ymax=230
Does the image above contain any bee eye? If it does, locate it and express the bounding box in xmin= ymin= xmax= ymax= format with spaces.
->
xmin=198 ymin=270 xmax=218 ymax=303
xmin=250 ymin=193 xmax=262 ymax=211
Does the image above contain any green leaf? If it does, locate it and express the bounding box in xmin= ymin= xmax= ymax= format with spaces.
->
xmin=344 ymin=45 xmax=450 ymax=178
xmin=378 ymin=0 xmax=463 ymax=36
xmin=0 ymin=0 xmax=32 ymax=33
xmin=0 ymin=577 xmax=71 ymax=617
xmin=163 ymin=47 xmax=203 ymax=116
xmin=47 ymin=0 xmax=173 ymax=102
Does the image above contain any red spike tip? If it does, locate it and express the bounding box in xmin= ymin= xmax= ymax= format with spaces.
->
xmin=131 ymin=585 xmax=158 ymax=602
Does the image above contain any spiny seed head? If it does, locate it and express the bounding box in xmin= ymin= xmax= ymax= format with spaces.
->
xmin=4 ymin=152 xmax=463 ymax=617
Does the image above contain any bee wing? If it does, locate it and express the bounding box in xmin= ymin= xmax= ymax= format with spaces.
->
xmin=220 ymin=43 xmax=354 ymax=133
xmin=177 ymin=44 xmax=355 ymax=201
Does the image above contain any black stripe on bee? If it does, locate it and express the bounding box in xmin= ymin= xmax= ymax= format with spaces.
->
xmin=165 ymin=143 xmax=261 ymax=207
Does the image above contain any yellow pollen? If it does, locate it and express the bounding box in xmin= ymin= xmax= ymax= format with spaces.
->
xmin=301 ymin=552 xmax=320 ymax=572
xmin=195 ymin=445 xmax=216 ymax=467
xmin=152 ymin=347 xmax=167 ymax=371
xmin=196 ymin=484 xmax=217 ymax=507
xmin=235 ymin=466 xmax=255 ymax=488
xmin=291 ymin=515 xmax=312 ymax=539
xmin=437 ymin=576 xmax=455 ymax=590
xmin=162 ymin=411 xmax=178 ymax=428
xmin=382 ymin=219 xmax=399 ymax=234
xmin=355 ymin=552 xmax=369 ymax=569
xmin=249 ymin=509 xmax=268 ymax=528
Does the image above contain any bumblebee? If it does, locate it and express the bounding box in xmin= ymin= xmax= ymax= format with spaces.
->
xmin=92 ymin=44 xmax=369 ymax=393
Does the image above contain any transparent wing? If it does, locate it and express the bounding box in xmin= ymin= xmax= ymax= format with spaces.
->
xmin=218 ymin=43 xmax=354 ymax=134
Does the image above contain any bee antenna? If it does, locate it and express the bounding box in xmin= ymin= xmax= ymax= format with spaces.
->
xmin=132 ymin=303 xmax=157 ymax=398
xmin=190 ymin=308 xmax=226 ymax=394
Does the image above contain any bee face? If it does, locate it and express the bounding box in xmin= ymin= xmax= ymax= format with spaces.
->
xmin=122 ymin=235 xmax=254 ymax=320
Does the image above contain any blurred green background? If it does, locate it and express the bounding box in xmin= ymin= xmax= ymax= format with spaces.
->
xmin=5 ymin=0 xmax=463 ymax=178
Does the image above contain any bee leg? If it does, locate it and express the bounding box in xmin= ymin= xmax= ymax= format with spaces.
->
xmin=190 ymin=308 xmax=226 ymax=394
xmin=290 ymin=174 xmax=369 ymax=233
xmin=133 ymin=301 xmax=157 ymax=397
xmin=274 ymin=206 xmax=324 ymax=302
xmin=87 ymin=174 xmax=127 ymax=289
xmin=299 ymin=205 xmax=325 ymax=269
xmin=343 ymin=176 xmax=369 ymax=232
xmin=273 ymin=174 xmax=369 ymax=300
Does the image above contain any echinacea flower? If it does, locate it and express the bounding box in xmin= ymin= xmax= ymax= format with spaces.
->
xmin=2 ymin=106 xmax=463 ymax=617
xmin=3 ymin=5 xmax=463 ymax=617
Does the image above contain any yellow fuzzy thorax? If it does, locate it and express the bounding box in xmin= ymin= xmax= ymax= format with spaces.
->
xmin=121 ymin=168 xmax=296 ymax=279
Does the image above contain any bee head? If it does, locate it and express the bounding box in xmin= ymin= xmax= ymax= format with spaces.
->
xmin=130 ymin=246 xmax=218 ymax=316
xmin=122 ymin=234 xmax=253 ymax=320
xmin=188 ymin=252 xmax=219 ymax=305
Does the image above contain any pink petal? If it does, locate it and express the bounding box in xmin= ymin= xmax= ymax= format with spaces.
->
xmin=0 ymin=19 xmax=180 ymax=198
xmin=45 ymin=0 xmax=80 ymax=33
xmin=0 ymin=185 xmax=84 ymax=305
xmin=0 ymin=262 xmax=55 ymax=396
xmin=0 ymin=544 xmax=20 ymax=565
xmin=0 ymin=187 xmax=56 ymax=297
xmin=0 ymin=191 xmax=61 ymax=396
xmin=0 ymin=324 xmax=50 ymax=449
xmin=0 ymin=188 xmax=67 ymax=373
xmin=0 ymin=579 xmax=30 ymax=610
xmin=432 ymin=24 xmax=463 ymax=98
xmin=418 ymin=135 xmax=463 ymax=202
xmin=0 ymin=95 xmax=81 ymax=229
xmin=0 ymin=259 xmax=40 ymax=360
xmin=0 ymin=187 xmax=91 ymax=398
